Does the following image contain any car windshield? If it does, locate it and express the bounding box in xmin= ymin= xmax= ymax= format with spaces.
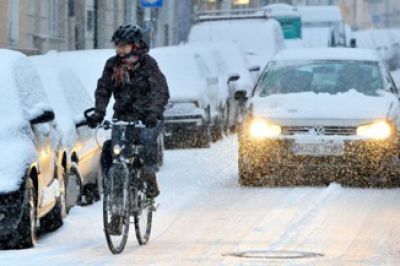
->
xmin=256 ymin=60 xmax=384 ymax=97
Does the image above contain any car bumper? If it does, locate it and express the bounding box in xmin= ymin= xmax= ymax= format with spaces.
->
xmin=164 ymin=115 xmax=207 ymax=140
xmin=240 ymin=136 xmax=399 ymax=182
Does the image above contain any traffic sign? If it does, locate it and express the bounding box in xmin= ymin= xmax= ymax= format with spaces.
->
xmin=140 ymin=0 xmax=163 ymax=8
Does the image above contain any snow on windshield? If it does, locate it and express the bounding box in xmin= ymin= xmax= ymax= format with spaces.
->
xmin=256 ymin=60 xmax=384 ymax=97
xmin=14 ymin=57 xmax=51 ymax=121
xmin=0 ymin=51 xmax=37 ymax=192
xmin=0 ymin=58 xmax=26 ymax=134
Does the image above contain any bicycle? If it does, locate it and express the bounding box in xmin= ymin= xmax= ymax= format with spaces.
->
xmin=78 ymin=109 xmax=155 ymax=254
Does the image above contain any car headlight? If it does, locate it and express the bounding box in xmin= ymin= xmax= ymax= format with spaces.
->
xmin=249 ymin=119 xmax=281 ymax=138
xmin=356 ymin=121 xmax=392 ymax=140
xmin=113 ymin=144 xmax=122 ymax=155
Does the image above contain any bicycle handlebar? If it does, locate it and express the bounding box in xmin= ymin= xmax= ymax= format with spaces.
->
xmin=99 ymin=120 xmax=146 ymax=130
xmin=76 ymin=108 xmax=146 ymax=129
xmin=76 ymin=120 xmax=88 ymax=128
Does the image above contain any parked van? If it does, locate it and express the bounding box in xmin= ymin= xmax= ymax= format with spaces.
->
xmin=261 ymin=4 xmax=303 ymax=48
xmin=188 ymin=9 xmax=285 ymax=69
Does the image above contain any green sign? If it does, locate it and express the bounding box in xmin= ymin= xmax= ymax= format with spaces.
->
xmin=275 ymin=16 xmax=302 ymax=40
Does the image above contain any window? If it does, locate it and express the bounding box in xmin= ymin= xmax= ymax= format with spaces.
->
xmin=125 ymin=0 xmax=135 ymax=23
xmin=256 ymin=60 xmax=384 ymax=97
xmin=49 ymin=0 xmax=60 ymax=36
xmin=87 ymin=10 xmax=94 ymax=32
xmin=68 ymin=0 xmax=75 ymax=17
xmin=8 ymin=0 xmax=20 ymax=47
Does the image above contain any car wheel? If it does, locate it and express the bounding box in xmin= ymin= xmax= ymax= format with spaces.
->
xmin=15 ymin=178 xmax=37 ymax=248
xmin=211 ymin=116 xmax=224 ymax=142
xmin=224 ymin=102 xmax=230 ymax=135
xmin=196 ymin=125 xmax=211 ymax=148
xmin=82 ymin=181 xmax=101 ymax=205
xmin=63 ymin=164 xmax=83 ymax=209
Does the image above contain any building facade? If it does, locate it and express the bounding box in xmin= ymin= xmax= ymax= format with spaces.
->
xmin=0 ymin=0 xmax=192 ymax=54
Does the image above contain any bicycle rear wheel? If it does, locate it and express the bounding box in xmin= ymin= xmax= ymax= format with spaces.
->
xmin=103 ymin=165 xmax=130 ymax=254
xmin=134 ymin=188 xmax=153 ymax=245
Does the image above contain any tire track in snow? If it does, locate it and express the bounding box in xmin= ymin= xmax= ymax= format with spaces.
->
xmin=264 ymin=183 xmax=342 ymax=252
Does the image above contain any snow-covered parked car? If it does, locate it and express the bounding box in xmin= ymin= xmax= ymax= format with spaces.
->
xmin=239 ymin=48 xmax=400 ymax=187
xmin=354 ymin=29 xmax=399 ymax=71
xmin=0 ymin=50 xmax=65 ymax=248
xmin=151 ymin=46 xmax=222 ymax=147
xmin=188 ymin=10 xmax=285 ymax=70
xmin=184 ymin=41 xmax=256 ymax=132
xmin=31 ymin=54 xmax=102 ymax=209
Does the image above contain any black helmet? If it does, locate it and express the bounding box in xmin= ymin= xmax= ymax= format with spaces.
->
xmin=111 ymin=24 xmax=144 ymax=45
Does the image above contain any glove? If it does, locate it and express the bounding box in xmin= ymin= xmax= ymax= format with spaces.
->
xmin=144 ymin=114 xmax=158 ymax=128
xmin=87 ymin=110 xmax=105 ymax=129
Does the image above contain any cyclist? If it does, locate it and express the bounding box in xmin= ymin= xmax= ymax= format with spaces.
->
xmin=87 ymin=24 xmax=169 ymax=198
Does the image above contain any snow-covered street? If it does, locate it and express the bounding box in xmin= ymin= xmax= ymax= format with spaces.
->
xmin=1 ymin=136 xmax=400 ymax=265
xmin=4 ymin=1 xmax=400 ymax=264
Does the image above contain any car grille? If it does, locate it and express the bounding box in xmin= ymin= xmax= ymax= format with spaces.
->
xmin=281 ymin=126 xmax=357 ymax=136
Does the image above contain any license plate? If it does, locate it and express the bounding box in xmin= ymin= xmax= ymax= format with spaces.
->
xmin=292 ymin=142 xmax=344 ymax=156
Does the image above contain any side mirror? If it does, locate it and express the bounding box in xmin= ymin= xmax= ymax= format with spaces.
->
xmin=248 ymin=65 xmax=261 ymax=73
xmin=234 ymin=90 xmax=247 ymax=101
xmin=227 ymin=74 xmax=240 ymax=84
xmin=30 ymin=110 xmax=55 ymax=125
xmin=350 ymin=38 xmax=357 ymax=48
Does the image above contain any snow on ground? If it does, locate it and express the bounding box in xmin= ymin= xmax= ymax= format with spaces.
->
xmin=1 ymin=136 xmax=400 ymax=265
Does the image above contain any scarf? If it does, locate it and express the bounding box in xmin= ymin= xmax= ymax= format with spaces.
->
xmin=112 ymin=54 xmax=140 ymax=86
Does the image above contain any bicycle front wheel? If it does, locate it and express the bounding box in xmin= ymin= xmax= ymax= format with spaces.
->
xmin=103 ymin=165 xmax=130 ymax=254
xmin=134 ymin=189 xmax=153 ymax=245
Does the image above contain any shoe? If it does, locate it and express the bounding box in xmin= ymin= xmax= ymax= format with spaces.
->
xmin=142 ymin=169 xmax=160 ymax=198
xmin=146 ymin=186 xmax=160 ymax=198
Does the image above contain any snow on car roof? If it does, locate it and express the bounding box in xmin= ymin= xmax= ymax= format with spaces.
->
xmin=150 ymin=46 xmax=208 ymax=101
xmin=0 ymin=50 xmax=39 ymax=193
xmin=273 ymin=48 xmax=380 ymax=62
xmin=183 ymin=41 xmax=254 ymax=88
xmin=297 ymin=5 xmax=342 ymax=23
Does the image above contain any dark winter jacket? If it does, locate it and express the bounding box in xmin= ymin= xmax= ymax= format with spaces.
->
xmin=95 ymin=53 xmax=169 ymax=122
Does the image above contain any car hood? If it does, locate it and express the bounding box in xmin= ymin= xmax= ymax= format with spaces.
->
xmin=168 ymin=79 xmax=208 ymax=104
xmin=251 ymin=90 xmax=399 ymax=121
xmin=0 ymin=137 xmax=36 ymax=193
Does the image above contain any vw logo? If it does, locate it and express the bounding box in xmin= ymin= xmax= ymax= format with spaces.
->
xmin=313 ymin=126 xmax=325 ymax=135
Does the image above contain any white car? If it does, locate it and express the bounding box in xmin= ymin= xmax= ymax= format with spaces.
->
xmin=0 ymin=50 xmax=64 ymax=248
xmin=354 ymin=29 xmax=399 ymax=71
xmin=239 ymin=48 xmax=400 ymax=187
xmin=184 ymin=41 xmax=256 ymax=132
xmin=31 ymin=55 xmax=103 ymax=209
xmin=151 ymin=46 xmax=222 ymax=148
